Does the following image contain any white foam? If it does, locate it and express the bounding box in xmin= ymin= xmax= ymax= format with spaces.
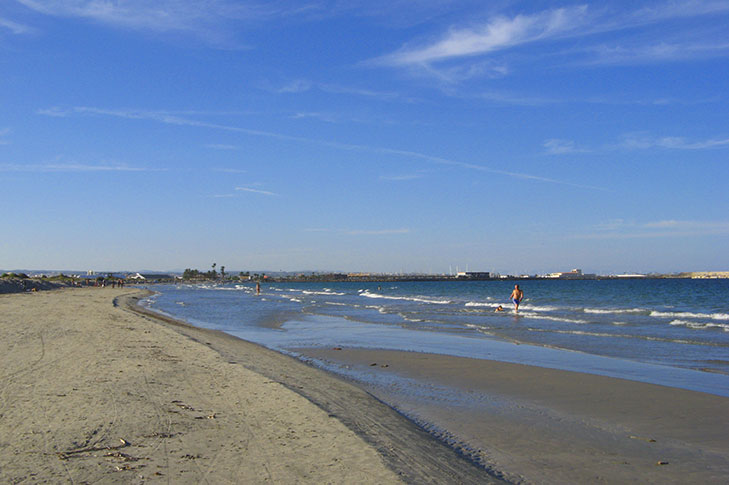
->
xmin=524 ymin=305 xmax=560 ymax=312
xmin=360 ymin=290 xmax=452 ymax=305
xmin=651 ymin=311 xmax=729 ymax=320
xmin=584 ymin=307 xmax=645 ymax=315
xmin=670 ymin=319 xmax=729 ymax=331
xmin=400 ymin=314 xmax=425 ymax=323
xmin=520 ymin=313 xmax=591 ymax=324
xmin=465 ymin=302 xmax=502 ymax=309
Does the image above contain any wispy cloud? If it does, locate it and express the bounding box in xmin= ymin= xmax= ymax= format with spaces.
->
xmin=370 ymin=146 xmax=606 ymax=191
xmin=544 ymin=138 xmax=590 ymax=155
xmin=290 ymin=112 xmax=340 ymax=123
xmin=0 ymin=128 xmax=10 ymax=145
xmin=235 ymin=186 xmax=279 ymax=196
xmin=374 ymin=2 xmax=729 ymax=79
xmin=379 ymin=173 xmax=424 ymax=181
xmin=617 ymin=132 xmax=729 ymax=150
xmin=17 ymin=0 xmax=213 ymax=31
xmin=305 ymin=227 xmax=411 ymax=236
xmin=582 ymin=40 xmax=729 ymax=66
xmin=38 ymin=105 xmax=606 ymax=190
xmin=276 ymin=79 xmax=312 ymax=93
xmin=0 ymin=17 xmax=33 ymax=34
xmin=0 ymin=162 xmax=160 ymax=172
xmin=14 ymin=0 xmax=281 ymax=36
xmin=346 ymin=228 xmax=410 ymax=235
xmin=39 ymin=106 xmax=317 ymax=144
xmin=544 ymin=132 xmax=729 ymax=155
xmin=576 ymin=219 xmax=729 ymax=239
xmin=272 ymin=79 xmax=405 ymax=102
xmin=212 ymin=167 xmax=246 ymax=173
xmin=628 ymin=0 xmax=729 ymax=23
xmin=206 ymin=144 xmax=239 ymax=150
xmin=375 ymin=5 xmax=591 ymax=66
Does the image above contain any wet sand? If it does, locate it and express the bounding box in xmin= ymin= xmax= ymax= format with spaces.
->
xmin=300 ymin=348 xmax=729 ymax=484
xmin=0 ymin=288 xmax=490 ymax=484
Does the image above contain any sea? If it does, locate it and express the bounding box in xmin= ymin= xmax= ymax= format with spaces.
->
xmin=142 ymin=278 xmax=729 ymax=397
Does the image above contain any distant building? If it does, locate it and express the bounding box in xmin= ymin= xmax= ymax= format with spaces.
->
xmin=456 ymin=271 xmax=491 ymax=279
xmin=690 ymin=271 xmax=729 ymax=279
xmin=347 ymin=273 xmax=371 ymax=278
xmin=546 ymin=269 xmax=597 ymax=279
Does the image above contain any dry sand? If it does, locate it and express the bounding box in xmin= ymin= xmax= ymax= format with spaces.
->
xmin=0 ymin=288 xmax=491 ymax=484
xmin=301 ymin=348 xmax=729 ymax=484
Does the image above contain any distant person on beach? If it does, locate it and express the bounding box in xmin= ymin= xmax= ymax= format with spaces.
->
xmin=510 ymin=285 xmax=524 ymax=313
xmin=256 ymin=282 xmax=261 ymax=295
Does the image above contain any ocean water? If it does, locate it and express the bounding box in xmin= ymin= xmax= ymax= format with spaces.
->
xmin=143 ymin=278 xmax=729 ymax=396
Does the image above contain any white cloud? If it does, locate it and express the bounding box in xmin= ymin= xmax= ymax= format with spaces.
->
xmin=643 ymin=220 xmax=729 ymax=231
xmin=374 ymin=1 xmax=729 ymax=79
xmin=377 ymin=5 xmax=590 ymax=66
xmin=0 ymin=162 xmax=160 ymax=172
xmin=235 ymin=186 xmax=279 ymax=196
xmin=0 ymin=128 xmax=10 ymax=145
xmin=544 ymin=138 xmax=589 ymax=155
xmin=0 ymin=17 xmax=33 ymax=34
xmin=304 ymin=227 xmax=411 ymax=236
xmin=577 ymin=219 xmax=729 ymax=239
xmin=584 ymin=41 xmax=729 ymax=65
xmin=543 ymin=132 xmax=729 ymax=154
xmin=618 ymin=132 xmax=729 ymax=150
xmin=14 ymin=0 xmax=278 ymax=31
xmin=346 ymin=228 xmax=410 ymax=235
xmin=12 ymin=0 xmax=300 ymax=46
xmin=272 ymin=79 xmax=404 ymax=102
xmin=291 ymin=112 xmax=339 ymax=123
xmin=213 ymin=167 xmax=246 ymax=173
xmin=380 ymin=174 xmax=424 ymax=181
xmin=38 ymin=105 xmax=606 ymax=190
xmin=276 ymin=79 xmax=312 ymax=93
xmin=629 ymin=0 xmax=729 ymax=23
xmin=206 ymin=144 xmax=239 ymax=150
xmin=17 ymin=0 xmax=208 ymax=31
xmin=473 ymin=90 xmax=560 ymax=106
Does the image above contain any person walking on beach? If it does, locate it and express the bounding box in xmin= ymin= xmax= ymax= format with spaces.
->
xmin=510 ymin=284 xmax=524 ymax=313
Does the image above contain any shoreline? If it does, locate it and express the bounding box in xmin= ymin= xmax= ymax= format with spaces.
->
xmin=0 ymin=287 xmax=495 ymax=483
xmin=139 ymin=287 xmax=729 ymax=483
xmin=122 ymin=290 xmax=500 ymax=483
xmin=5 ymin=286 xmax=727 ymax=483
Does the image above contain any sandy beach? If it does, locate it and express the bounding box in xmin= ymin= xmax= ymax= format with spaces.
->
xmin=3 ymin=287 xmax=728 ymax=484
xmin=0 ymin=287 xmax=489 ymax=484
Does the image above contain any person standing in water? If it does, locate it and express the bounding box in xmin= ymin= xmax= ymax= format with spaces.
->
xmin=510 ymin=284 xmax=524 ymax=313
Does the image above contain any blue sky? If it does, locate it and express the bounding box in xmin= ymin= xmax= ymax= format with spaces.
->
xmin=1 ymin=0 xmax=728 ymax=274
